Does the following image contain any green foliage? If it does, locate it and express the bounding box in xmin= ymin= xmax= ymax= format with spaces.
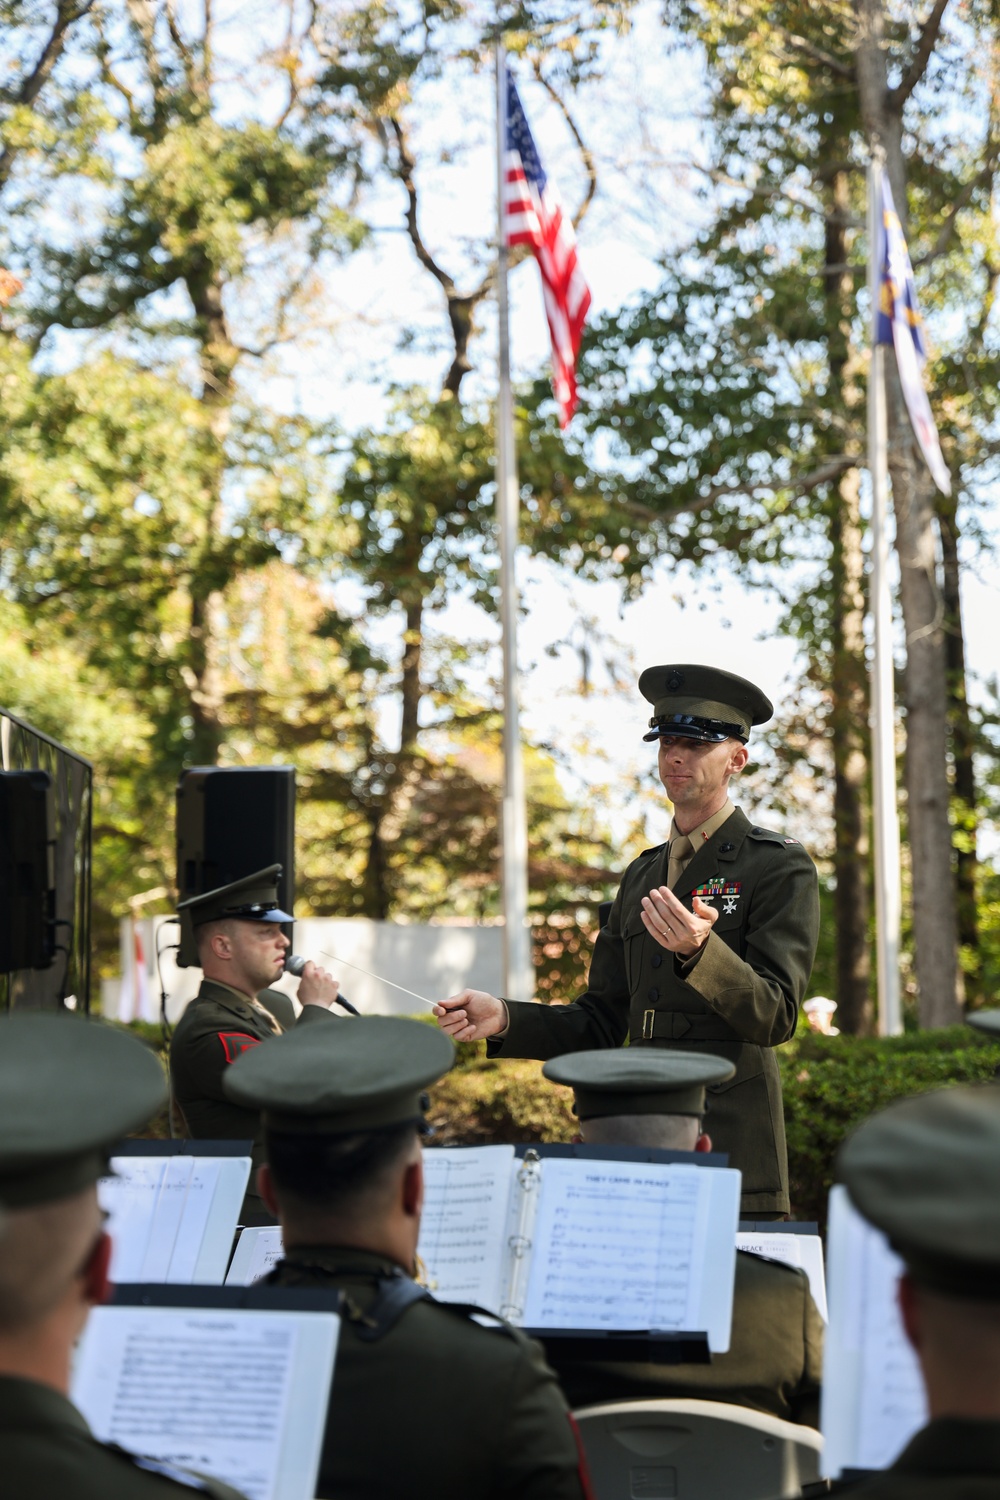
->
xmin=427 ymin=1051 xmax=578 ymax=1145
xmin=121 ymin=1017 xmax=1000 ymax=1228
xmin=780 ymin=1027 xmax=1000 ymax=1223
xmin=423 ymin=1025 xmax=1000 ymax=1223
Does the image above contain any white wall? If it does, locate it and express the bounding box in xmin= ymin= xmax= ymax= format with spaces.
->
xmin=109 ymin=916 xmax=505 ymax=1025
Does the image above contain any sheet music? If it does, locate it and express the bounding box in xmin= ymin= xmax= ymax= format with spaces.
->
xmin=735 ymin=1232 xmax=828 ymax=1321
xmin=72 ymin=1305 xmax=339 ymax=1500
xmin=169 ymin=1160 xmax=221 ymax=1284
xmin=520 ymin=1160 xmax=740 ymax=1350
xmin=99 ymin=1155 xmax=248 ymax=1285
xmin=418 ymin=1146 xmax=516 ymax=1310
xmin=821 ymin=1185 xmax=927 ymax=1477
xmin=140 ymin=1157 xmax=193 ymax=1281
xmin=100 ymin=1160 xmax=166 ymax=1281
xmin=192 ymin=1159 xmax=248 ymax=1283
xmin=227 ymin=1226 xmax=286 ymax=1286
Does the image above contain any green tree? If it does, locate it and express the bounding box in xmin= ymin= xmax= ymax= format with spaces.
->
xmin=565 ymin=0 xmax=999 ymax=1028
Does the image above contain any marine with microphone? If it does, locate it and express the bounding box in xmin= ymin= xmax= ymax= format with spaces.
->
xmin=169 ymin=864 xmax=344 ymax=1221
xmin=284 ymin=954 xmax=360 ymax=1015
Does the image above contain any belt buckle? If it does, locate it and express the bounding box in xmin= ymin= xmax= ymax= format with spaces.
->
xmin=643 ymin=1008 xmax=655 ymax=1041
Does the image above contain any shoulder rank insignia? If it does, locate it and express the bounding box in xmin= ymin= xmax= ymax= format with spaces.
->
xmin=218 ymin=1031 xmax=263 ymax=1064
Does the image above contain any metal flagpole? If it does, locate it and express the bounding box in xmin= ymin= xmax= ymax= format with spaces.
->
xmin=867 ymin=151 xmax=903 ymax=1037
xmin=495 ymin=36 xmax=533 ymax=1005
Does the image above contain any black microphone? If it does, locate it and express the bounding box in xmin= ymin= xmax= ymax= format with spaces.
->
xmin=284 ymin=954 xmax=360 ymax=1015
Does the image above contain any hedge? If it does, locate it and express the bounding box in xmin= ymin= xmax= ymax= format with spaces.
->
xmin=426 ymin=1026 xmax=1000 ymax=1224
xmin=123 ymin=1018 xmax=1000 ymax=1225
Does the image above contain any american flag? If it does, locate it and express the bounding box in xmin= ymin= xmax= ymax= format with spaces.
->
xmin=502 ymin=66 xmax=591 ymax=427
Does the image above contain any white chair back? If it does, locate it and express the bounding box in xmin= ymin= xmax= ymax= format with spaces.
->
xmin=573 ymin=1397 xmax=823 ymax=1500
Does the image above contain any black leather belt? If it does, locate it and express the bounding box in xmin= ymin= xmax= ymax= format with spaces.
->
xmin=637 ymin=1009 xmax=738 ymax=1042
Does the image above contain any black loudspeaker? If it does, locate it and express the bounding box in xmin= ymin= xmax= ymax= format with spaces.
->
xmin=0 ymin=770 xmax=56 ymax=973
xmin=175 ymin=767 xmax=295 ymax=967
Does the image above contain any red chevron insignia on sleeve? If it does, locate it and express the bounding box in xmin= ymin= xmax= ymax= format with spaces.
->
xmin=218 ymin=1032 xmax=263 ymax=1064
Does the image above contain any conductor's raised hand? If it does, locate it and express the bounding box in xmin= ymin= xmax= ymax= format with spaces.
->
xmin=640 ymin=886 xmax=719 ymax=958
xmin=434 ymin=989 xmax=507 ymax=1043
xmin=297 ymin=961 xmax=340 ymax=1009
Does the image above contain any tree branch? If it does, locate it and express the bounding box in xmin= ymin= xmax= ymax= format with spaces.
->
xmin=888 ymin=0 xmax=951 ymax=111
xmin=616 ymin=455 xmax=856 ymax=524
xmin=385 ymin=113 xmax=494 ymax=397
xmin=530 ymin=62 xmax=597 ymax=231
xmin=0 ymin=0 xmax=93 ymax=190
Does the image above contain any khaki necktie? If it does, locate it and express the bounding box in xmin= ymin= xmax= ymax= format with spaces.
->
xmin=250 ymin=998 xmax=283 ymax=1035
xmin=667 ymin=834 xmax=694 ymax=890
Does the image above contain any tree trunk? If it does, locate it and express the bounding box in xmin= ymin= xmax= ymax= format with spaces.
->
xmin=824 ymin=164 xmax=873 ymax=1034
xmin=359 ymin=596 xmax=426 ymax=917
xmin=854 ymin=0 xmax=962 ymax=1026
xmin=939 ymin=494 xmax=980 ymax=998
xmin=183 ymin=265 xmax=239 ymax=767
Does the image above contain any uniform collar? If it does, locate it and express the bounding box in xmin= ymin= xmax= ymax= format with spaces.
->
xmin=195 ymin=978 xmax=271 ymax=1026
xmin=669 ymin=798 xmax=736 ymax=850
xmin=0 ymin=1374 xmax=92 ymax=1437
xmin=892 ymin=1417 xmax=1000 ymax=1474
xmin=280 ymin=1244 xmax=407 ymax=1279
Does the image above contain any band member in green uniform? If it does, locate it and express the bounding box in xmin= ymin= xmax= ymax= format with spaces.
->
xmin=169 ymin=864 xmax=341 ymax=1218
xmin=836 ymin=1083 xmax=1000 ymax=1498
xmin=435 ymin=664 xmax=820 ymax=1216
xmin=0 ymin=1013 xmax=247 ymax=1499
xmin=540 ymin=1049 xmax=824 ymax=1426
xmin=223 ymin=1017 xmax=593 ymax=1500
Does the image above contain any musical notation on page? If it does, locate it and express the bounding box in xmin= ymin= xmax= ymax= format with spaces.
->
xmin=418 ymin=1146 xmax=516 ymax=1311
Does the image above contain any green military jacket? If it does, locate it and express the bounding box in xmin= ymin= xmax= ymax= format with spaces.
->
xmin=169 ymin=980 xmax=340 ymax=1218
xmin=844 ymin=1418 xmax=1000 ymax=1497
xmin=547 ymin=1250 xmax=824 ymax=1427
xmin=489 ymin=806 xmax=820 ymax=1213
xmin=0 ymin=1375 xmax=247 ymax=1499
xmin=266 ymin=1246 xmax=589 ymax=1500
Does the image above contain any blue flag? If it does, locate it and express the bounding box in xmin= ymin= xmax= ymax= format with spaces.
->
xmin=875 ymin=175 xmax=950 ymax=495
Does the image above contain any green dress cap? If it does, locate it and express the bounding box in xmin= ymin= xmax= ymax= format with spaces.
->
xmin=837 ymin=1083 xmax=1000 ymax=1299
xmin=176 ymin=864 xmax=293 ymax=926
xmin=638 ymin=664 xmax=773 ymax=744
xmin=967 ymin=1009 xmax=1000 ymax=1038
xmin=0 ymin=1013 xmax=166 ymax=1209
xmin=223 ymin=1016 xmax=455 ymax=1134
xmin=542 ymin=1049 xmax=735 ymax=1119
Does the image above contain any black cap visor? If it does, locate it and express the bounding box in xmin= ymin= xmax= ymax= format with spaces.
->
xmin=643 ymin=713 xmax=748 ymax=745
xmin=195 ymin=902 xmax=293 ymax=925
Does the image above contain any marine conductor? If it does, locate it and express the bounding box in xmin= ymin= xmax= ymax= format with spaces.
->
xmin=435 ymin=664 xmax=820 ymax=1216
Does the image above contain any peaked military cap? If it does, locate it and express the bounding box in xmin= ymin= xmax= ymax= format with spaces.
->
xmin=224 ymin=1016 xmax=455 ymax=1134
xmin=542 ymin=1049 xmax=735 ymax=1119
xmin=177 ymin=864 xmax=293 ymax=927
xmin=639 ymin=664 xmax=773 ymax=744
xmin=838 ymin=1083 xmax=1000 ymax=1299
xmin=966 ymin=1008 xmax=1000 ymax=1039
xmin=0 ymin=1013 xmax=166 ymax=1209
